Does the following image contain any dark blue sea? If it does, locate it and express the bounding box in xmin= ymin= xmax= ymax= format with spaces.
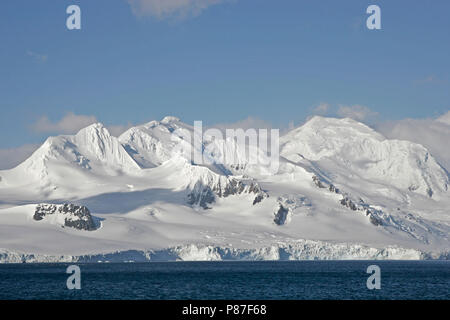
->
xmin=0 ymin=261 xmax=448 ymax=300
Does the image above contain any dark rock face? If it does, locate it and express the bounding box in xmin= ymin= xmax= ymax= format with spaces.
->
xmin=187 ymin=178 xmax=267 ymax=209
xmin=246 ymin=182 xmax=262 ymax=194
xmin=364 ymin=208 xmax=383 ymax=226
xmin=187 ymin=186 xmax=216 ymax=209
xmin=273 ymin=204 xmax=290 ymax=225
xmin=230 ymin=164 xmax=246 ymax=171
xmin=340 ymin=197 xmax=357 ymax=211
xmin=328 ymin=184 xmax=339 ymax=194
xmin=33 ymin=204 xmax=57 ymax=221
xmin=34 ymin=204 xmax=98 ymax=231
xmin=341 ymin=196 xmax=384 ymax=226
xmin=311 ymin=174 xmax=340 ymax=193
xmin=247 ymin=182 xmax=269 ymax=205
xmin=368 ymin=213 xmax=383 ymax=226
xmin=312 ymin=175 xmax=326 ymax=188
xmin=214 ymin=179 xmax=245 ymax=197
xmin=311 ymin=173 xmax=385 ymax=227
xmin=252 ymin=193 xmax=266 ymax=205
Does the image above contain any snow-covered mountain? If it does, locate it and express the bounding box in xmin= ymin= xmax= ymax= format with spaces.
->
xmin=0 ymin=116 xmax=449 ymax=262
xmin=1 ymin=123 xmax=139 ymax=184
xmin=280 ymin=116 xmax=449 ymax=198
xmin=119 ymin=116 xmax=192 ymax=168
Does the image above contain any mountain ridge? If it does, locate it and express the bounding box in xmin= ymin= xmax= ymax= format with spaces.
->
xmin=0 ymin=115 xmax=448 ymax=261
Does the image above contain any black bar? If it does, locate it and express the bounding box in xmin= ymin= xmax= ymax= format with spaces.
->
xmin=0 ymin=300 xmax=447 ymax=319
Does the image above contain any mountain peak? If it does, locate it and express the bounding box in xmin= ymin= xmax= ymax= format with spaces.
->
xmin=76 ymin=122 xmax=108 ymax=134
xmin=161 ymin=116 xmax=181 ymax=124
xmin=284 ymin=116 xmax=384 ymax=144
xmin=304 ymin=115 xmax=373 ymax=130
xmin=280 ymin=116 xmax=448 ymax=197
xmin=75 ymin=122 xmax=112 ymax=145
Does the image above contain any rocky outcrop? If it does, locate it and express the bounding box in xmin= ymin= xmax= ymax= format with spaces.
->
xmin=34 ymin=204 xmax=98 ymax=231
xmin=340 ymin=197 xmax=357 ymax=211
xmin=272 ymin=194 xmax=312 ymax=225
xmin=310 ymin=174 xmax=383 ymax=227
xmin=368 ymin=213 xmax=383 ymax=226
xmin=187 ymin=184 xmax=217 ymax=209
xmin=273 ymin=204 xmax=290 ymax=225
xmin=328 ymin=184 xmax=339 ymax=193
xmin=312 ymin=175 xmax=340 ymax=194
xmin=338 ymin=198 xmax=384 ymax=227
xmin=187 ymin=178 xmax=267 ymax=209
xmin=252 ymin=193 xmax=266 ymax=205
xmin=312 ymin=175 xmax=326 ymax=188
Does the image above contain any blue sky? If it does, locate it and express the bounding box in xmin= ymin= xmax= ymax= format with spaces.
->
xmin=0 ymin=0 xmax=449 ymax=150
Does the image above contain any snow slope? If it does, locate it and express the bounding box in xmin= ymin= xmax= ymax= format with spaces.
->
xmin=119 ymin=116 xmax=193 ymax=168
xmin=280 ymin=116 xmax=449 ymax=198
xmin=0 ymin=116 xmax=448 ymax=262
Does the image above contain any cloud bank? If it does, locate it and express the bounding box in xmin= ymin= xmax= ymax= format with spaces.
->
xmin=308 ymin=103 xmax=449 ymax=170
xmin=3 ymin=110 xmax=449 ymax=172
xmin=310 ymin=103 xmax=378 ymax=122
xmin=337 ymin=105 xmax=379 ymax=122
xmin=0 ymin=144 xmax=39 ymax=170
xmin=312 ymin=103 xmax=331 ymax=116
xmin=211 ymin=116 xmax=274 ymax=132
xmin=31 ymin=112 xmax=132 ymax=137
xmin=377 ymin=111 xmax=450 ymax=170
xmin=127 ymin=0 xmax=228 ymax=20
xmin=437 ymin=111 xmax=450 ymax=125
xmin=0 ymin=114 xmax=134 ymax=169
xmin=31 ymin=113 xmax=98 ymax=135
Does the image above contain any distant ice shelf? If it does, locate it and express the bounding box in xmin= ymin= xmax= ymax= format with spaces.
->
xmin=1 ymin=241 xmax=448 ymax=263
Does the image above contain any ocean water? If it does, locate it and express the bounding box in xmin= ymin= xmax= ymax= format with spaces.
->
xmin=0 ymin=261 xmax=448 ymax=300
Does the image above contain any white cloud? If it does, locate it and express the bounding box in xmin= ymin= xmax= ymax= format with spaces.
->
xmin=312 ymin=103 xmax=330 ymax=115
xmin=211 ymin=116 xmax=274 ymax=134
xmin=437 ymin=110 xmax=450 ymax=125
xmin=305 ymin=104 xmax=450 ymax=170
xmin=0 ymin=144 xmax=40 ymax=170
xmin=377 ymin=110 xmax=450 ymax=170
xmin=31 ymin=112 xmax=135 ymax=137
xmin=0 ymin=118 xmax=138 ymax=170
xmin=127 ymin=0 xmax=229 ymax=20
xmin=337 ymin=105 xmax=378 ymax=121
xmin=309 ymin=103 xmax=378 ymax=123
xmin=0 ymin=122 xmax=131 ymax=170
xmin=31 ymin=112 xmax=98 ymax=135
